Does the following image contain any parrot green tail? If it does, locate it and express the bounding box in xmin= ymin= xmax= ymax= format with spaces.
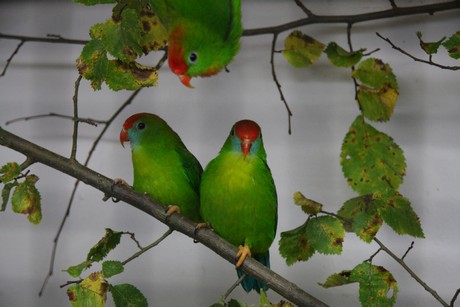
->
xmin=237 ymin=251 xmax=270 ymax=293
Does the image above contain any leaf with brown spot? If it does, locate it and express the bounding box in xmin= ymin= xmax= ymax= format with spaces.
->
xmin=305 ymin=216 xmax=344 ymax=255
xmin=11 ymin=175 xmax=42 ymax=224
xmin=293 ymin=191 xmax=323 ymax=215
xmin=350 ymin=262 xmax=398 ymax=306
xmin=282 ymin=30 xmax=325 ymax=68
xmin=341 ymin=116 xmax=406 ymax=195
xmin=279 ymin=222 xmax=315 ymax=265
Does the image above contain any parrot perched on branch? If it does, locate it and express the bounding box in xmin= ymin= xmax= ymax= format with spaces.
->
xmin=200 ymin=119 xmax=277 ymax=293
xmin=120 ymin=113 xmax=202 ymax=222
xmin=149 ymin=0 xmax=243 ymax=87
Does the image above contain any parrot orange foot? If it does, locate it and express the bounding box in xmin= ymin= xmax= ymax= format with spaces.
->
xmin=236 ymin=245 xmax=251 ymax=268
xmin=103 ymin=178 xmax=132 ymax=202
xmin=165 ymin=205 xmax=180 ymax=221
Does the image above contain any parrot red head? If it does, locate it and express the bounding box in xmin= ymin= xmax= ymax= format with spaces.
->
xmin=234 ymin=120 xmax=261 ymax=159
xmin=168 ymin=28 xmax=193 ymax=88
xmin=120 ymin=113 xmax=152 ymax=147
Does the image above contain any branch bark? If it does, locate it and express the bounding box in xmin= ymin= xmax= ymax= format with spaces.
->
xmin=0 ymin=126 xmax=329 ymax=307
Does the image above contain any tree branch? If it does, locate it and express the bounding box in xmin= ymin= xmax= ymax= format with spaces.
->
xmin=243 ymin=1 xmax=460 ymax=36
xmin=0 ymin=126 xmax=328 ymax=307
xmin=373 ymin=237 xmax=449 ymax=307
xmin=376 ymin=32 xmax=460 ymax=71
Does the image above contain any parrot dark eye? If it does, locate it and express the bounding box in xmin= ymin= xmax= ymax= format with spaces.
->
xmin=136 ymin=122 xmax=146 ymax=130
xmin=230 ymin=128 xmax=235 ymax=136
xmin=188 ymin=52 xmax=198 ymax=64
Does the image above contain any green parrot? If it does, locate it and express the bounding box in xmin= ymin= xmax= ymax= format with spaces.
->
xmin=120 ymin=113 xmax=202 ymax=222
xmin=149 ymin=0 xmax=243 ymax=87
xmin=200 ymin=119 xmax=277 ymax=293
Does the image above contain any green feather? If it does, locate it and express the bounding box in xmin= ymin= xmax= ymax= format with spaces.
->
xmin=200 ymin=120 xmax=277 ymax=292
xmin=123 ymin=113 xmax=202 ymax=222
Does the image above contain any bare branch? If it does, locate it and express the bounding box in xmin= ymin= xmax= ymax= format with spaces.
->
xmin=0 ymin=40 xmax=24 ymax=77
xmin=373 ymin=237 xmax=449 ymax=307
xmin=270 ymin=34 xmax=293 ymax=135
xmin=0 ymin=32 xmax=88 ymax=45
xmin=243 ymin=1 xmax=460 ymax=36
xmin=376 ymin=32 xmax=460 ymax=71
xmin=293 ymin=0 xmax=315 ymax=17
xmin=451 ymin=288 xmax=460 ymax=307
xmin=0 ymin=126 xmax=329 ymax=307
xmin=71 ymin=76 xmax=82 ymax=161
xmin=401 ymin=241 xmax=415 ymax=261
xmin=5 ymin=113 xmax=104 ymax=126
xmin=121 ymin=228 xmax=174 ymax=266
xmin=38 ymin=88 xmax=142 ymax=296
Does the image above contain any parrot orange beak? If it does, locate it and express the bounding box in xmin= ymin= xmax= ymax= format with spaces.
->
xmin=178 ymin=74 xmax=193 ymax=88
xmin=241 ymin=139 xmax=252 ymax=159
xmin=119 ymin=128 xmax=129 ymax=148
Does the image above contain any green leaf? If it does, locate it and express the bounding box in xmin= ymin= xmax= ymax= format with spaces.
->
xmin=87 ymin=228 xmax=122 ymax=263
xmin=102 ymin=260 xmax=124 ymax=278
xmin=350 ymin=262 xmax=398 ymax=307
xmin=64 ymin=261 xmax=92 ymax=278
xmin=74 ymin=0 xmax=116 ymax=5
xmin=11 ymin=175 xmax=42 ymax=224
xmin=110 ymin=284 xmax=148 ymax=307
xmin=353 ymin=58 xmax=398 ymax=90
xmin=375 ymin=191 xmax=424 ymax=238
xmin=105 ymin=60 xmax=158 ymax=91
xmin=442 ymin=31 xmax=460 ymax=59
xmin=67 ymin=272 xmax=108 ymax=307
xmin=96 ymin=8 xmax=144 ymax=62
xmin=2 ymin=182 xmax=18 ymax=211
xmin=138 ymin=6 xmax=168 ymax=53
xmin=338 ymin=195 xmax=382 ymax=243
xmin=318 ymin=270 xmax=353 ymax=288
xmin=324 ymin=42 xmax=364 ymax=67
xmin=293 ymin=191 xmax=322 ymax=215
xmin=77 ymin=39 xmax=109 ymax=90
xmin=357 ymin=84 xmax=399 ymax=122
xmin=0 ymin=162 xmax=20 ymax=182
xmin=305 ymin=216 xmax=344 ymax=255
xmin=282 ymin=30 xmax=325 ymax=68
xmin=279 ymin=222 xmax=315 ymax=265
xmin=340 ymin=116 xmax=406 ymax=195
xmin=417 ymin=31 xmax=446 ymax=55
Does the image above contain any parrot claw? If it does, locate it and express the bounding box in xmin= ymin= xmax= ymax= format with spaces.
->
xmin=103 ymin=178 xmax=131 ymax=202
xmin=235 ymin=245 xmax=251 ymax=268
xmin=165 ymin=205 xmax=181 ymax=221
xmin=194 ymin=222 xmax=211 ymax=235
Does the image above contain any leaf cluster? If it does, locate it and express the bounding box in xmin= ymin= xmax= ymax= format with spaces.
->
xmin=63 ymin=228 xmax=147 ymax=307
xmin=75 ymin=0 xmax=167 ymax=90
xmin=1 ymin=162 xmax=42 ymax=224
xmin=277 ymin=30 xmax=432 ymax=306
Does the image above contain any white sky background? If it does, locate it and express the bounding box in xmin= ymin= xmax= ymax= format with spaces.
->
xmin=0 ymin=1 xmax=459 ymax=306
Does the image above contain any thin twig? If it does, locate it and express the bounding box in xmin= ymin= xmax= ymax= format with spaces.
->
xmin=222 ymin=273 xmax=247 ymax=302
xmin=376 ymin=32 xmax=460 ymax=71
xmin=293 ymin=0 xmax=315 ymax=17
xmin=5 ymin=113 xmax=105 ymax=126
xmin=0 ymin=32 xmax=88 ymax=45
xmin=270 ymin=33 xmax=293 ymax=135
xmin=121 ymin=228 xmax=174 ymax=265
xmin=373 ymin=237 xmax=449 ymax=307
xmin=123 ymin=231 xmax=144 ymax=250
xmin=451 ymin=288 xmax=460 ymax=307
xmin=0 ymin=40 xmax=24 ymax=77
xmin=401 ymin=241 xmax=414 ymax=261
xmin=38 ymin=88 xmax=142 ymax=296
xmin=70 ymin=76 xmax=82 ymax=161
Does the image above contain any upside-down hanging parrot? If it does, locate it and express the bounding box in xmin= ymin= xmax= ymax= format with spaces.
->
xmin=120 ymin=113 xmax=202 ymax=222
xmin=149 ymin=0 xmax=243 ymax=87
xmin=200 ymin=119 xmax=277 ymax=293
